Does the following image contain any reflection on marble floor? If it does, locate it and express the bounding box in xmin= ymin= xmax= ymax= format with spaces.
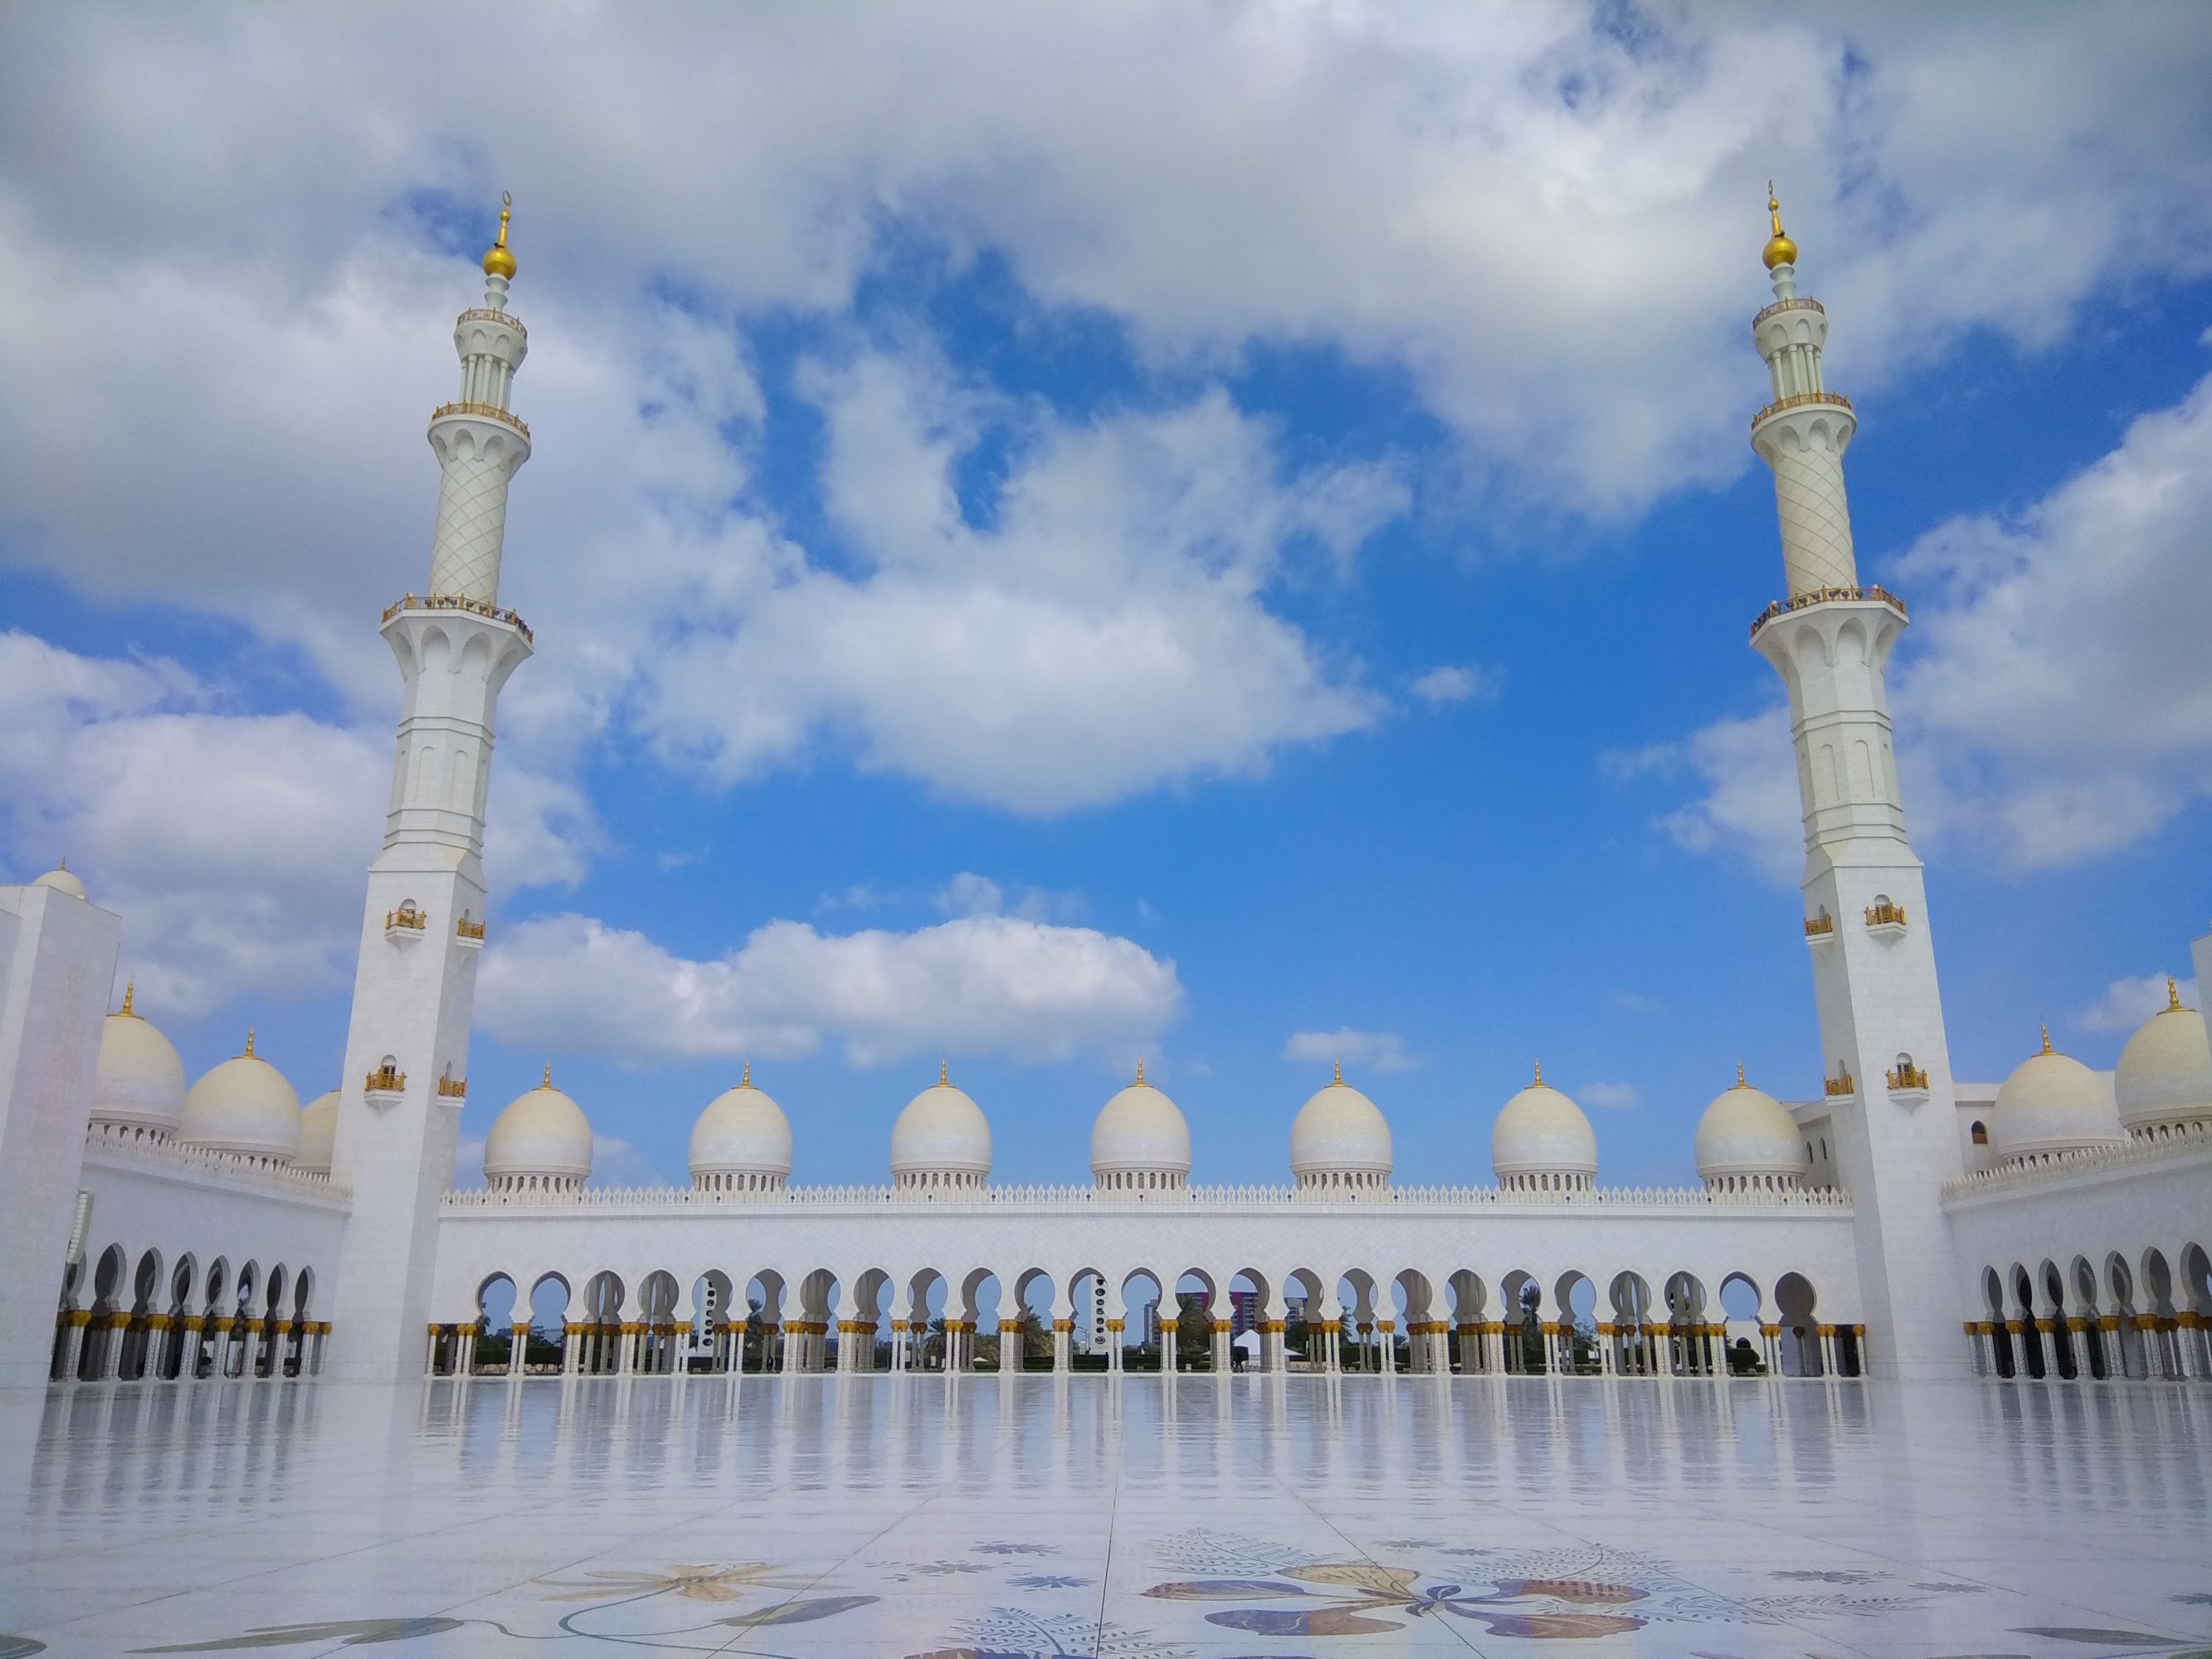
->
xmin=2 ymin=1375 xmax=2209 ymax=1657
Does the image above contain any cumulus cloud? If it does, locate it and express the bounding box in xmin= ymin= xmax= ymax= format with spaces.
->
xmin=2075 ymin=974 xmax=2200 ymax=1036
xmin=934 ymin=871 xmax=1085 ymax=923
xmin=1407 ymin=664 xmax=1499 ymax=707
xmin=1612 ymin=369 xmax=2212 ymax=879
xmin=1577 ymin=1081 xmax=1640 ymax=1112
xmin=476 ymin=912 xmax=1182 ymax=1068
xmin=0 ymin=633 xmax=597 ymax=1015
xmin=1283 ymin=1028 xmax=1422 ymax=1073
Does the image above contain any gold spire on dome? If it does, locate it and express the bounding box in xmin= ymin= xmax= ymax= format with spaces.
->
xmin=938 ymin=1058 xmax=949 ymax=1087
xmin=741 ymin=1058 xmax=753 ymax=1088
xmin=119 ymin=982 xmax=136 ymax=1018
xmin=482 ymin=192 xmax=516 ymax=280
xmin=2039 ymin=1023 xmax=2052 ymax=1055
xmin=1134 ymin=1058 xmax=1147 ymax=1087
xmin=1761 ymin=181 xmax=1798 ymax=271
xmin=243 ymin=1028 xmax=256 ymax=1058
xmin=540 ymin=1063 xmax=553 ymax=1088
xmin=1736 ymin=1061 xmax=1747 ymax=1087
xmin=1532 ymin=1058 xmax=1542 ymax=1087
xmin=2169 ymin=977 xmax=2185 ymax=1013
xmin=1333 ymin=1058 xmax=1342 ymax=1086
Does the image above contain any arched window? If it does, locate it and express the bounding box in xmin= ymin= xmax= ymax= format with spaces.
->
xmin=1971 ymin=1121 xmax=1989 ymax=1146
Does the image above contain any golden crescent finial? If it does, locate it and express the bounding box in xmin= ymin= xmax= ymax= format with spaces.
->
xmin=1134 ymin=1058 xmax=1146 ymax=1087
xmin=1761 ymin=182 xmax=1798 ymax=271
xmin=541 ymin=1062 xmax=553 ymax=1088
xmin=119 ymin=981 xmax=135 ymax=1016
xmin=1532 ymin=1058 xmax=1542 ymax=1087
xmin=741 ymin=1058 xmax=752 ymax=1087
xmin=1333 ymin=1057 xmax=1342 ymax=1086
xmin=939 ymin=1058 xmax=949 ymax=1087
xmin=482 ymin=192 xmax=518 ymax=280
xmin=1736 ymin=1060 xmax=1746 ymax=1087
xmin=2169 ymin=976 xmax=2184 ymax=1013
xmin=2039 ymin=1022 xmax=2051 ymax=1055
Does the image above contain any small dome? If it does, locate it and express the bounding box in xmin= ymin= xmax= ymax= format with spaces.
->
xmin=689 ymin=1065 xmax=793 ymax=1183
xmin=2114 ymin=983 xmax=2212 ymax=1136
xmin=891 ymin=1064 xmax=991 ymax=1187
xmin=1289 ymin=1067 xmax=1391 ymax=1186
xmin=178 ymin=1033 xmax=302 ymax=1163
xmin=1090 ymin=1063 xmax=1191 ymax=1187
xmin=32 ymin=861 xmax=87 ymax=899
xmin=1694 ymin=1069 xmax=1801 ymax=1187
xmin=1761 ymin=186 xmax=1798 ymax=270
xmin=89 ymin=987 xmax=186 ymax=1136
xmin=484 ymin=1068 xmax=592 ymax=1187
xmin=1991 ymin=1029 xmax=2125 ymax=1161
xmin=1491 ymin=1065 xmax=1597 ymax=1188
xmin=296 ymin=1089 xmax=339 ymax=1175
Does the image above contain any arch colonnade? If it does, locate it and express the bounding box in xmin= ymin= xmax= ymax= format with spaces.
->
xmin=1968 ymin=1242 xmax=2212 ymax=1383
xmin=49 ymin=1240 xmax=329 ymax=1385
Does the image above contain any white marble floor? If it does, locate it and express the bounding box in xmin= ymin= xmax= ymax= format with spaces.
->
xmin=1 ymin=1374 xmax=2207 ymax=1657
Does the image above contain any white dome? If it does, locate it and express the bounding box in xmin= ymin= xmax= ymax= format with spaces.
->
xmin=485 ymin=1070 xmax=593 ymax=1186
xmin=88 ymin=988 xmax=185 ymax=1136
xmin=178 ymin=1035 xmax=302 ymax=1163
xmin=1289 ymin=1069 xmax=1391 ymax=1185
xmin=1991 ymin=1033 xmax=2124 ymax=1161
xmin=32 ymin=862 xmax=86 ymax=899
xmin=2114 ymin=985 xmax=2212 ymax=1136
xmin=1089 ymin=1064 xmax=1191 ymax=1186
xmin=1694 ymin=1071 xmax=1801 ymax=1187
xmin=689 ymin=1068 xmax=793 ymax=1183
xmin=297 ymin=1089 xmax=339 ymax=1175
xmin=891 ymin=1067 xmax=991 ymax=1186
xmin=1491 ymin=1068 xmax=1597 ymax=1187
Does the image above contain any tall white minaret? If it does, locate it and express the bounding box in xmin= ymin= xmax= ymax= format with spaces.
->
xmin=1747 ymin=188 xmax=1968 ymax=1379
xmin=324 ymin=198 xmax=534 ymax=1381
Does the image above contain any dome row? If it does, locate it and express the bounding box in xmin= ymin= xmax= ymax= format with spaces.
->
xmin=88 ymin=991 xmax=335 ymax=1173
xmin=479 ymin=1058 xmax=1815 ymax=1194
xmin=1987 ymin=989 xmax=2212 ymax=1163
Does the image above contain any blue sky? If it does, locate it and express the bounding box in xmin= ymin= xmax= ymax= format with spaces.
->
xmin=4 ymin=4 xmax=2211 ymax=1190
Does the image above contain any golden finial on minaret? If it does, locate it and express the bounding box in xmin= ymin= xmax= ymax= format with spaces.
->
xmin=1333 ymin=1058 xmax=1342 ymax=1086
xmin=741 ymin=1058 xmax=752 ymax=1088
xmin=540 ymin=1062 xmax=553 ymax=1088
xmin=482 ymin=192 xmax=517 ymax=280
xmin=2169 ymin=976 xmax=2184 ymax=1013
xmin=244 ymin=1027 xmax=256 ymax=1058
xmin=1736 ymin=1060 xmax=1747 ymax=1087
xmin=2039 ymin=1022 xmax=2052 ymax=1055
xmin=1134 ymin=1058 xmax=1147 ymax=1087
xmin=119 ymin=981 xmax=135 ymax=1017
xmin=1762 ymin=181 xmax=1798 ymax=271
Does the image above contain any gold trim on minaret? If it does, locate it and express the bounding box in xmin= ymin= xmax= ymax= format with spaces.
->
xmin=2039 ymin=1022 xmax=2052 ymax=1056
xmin=1762 ymin=182 xmax=1798 ymax=270
xmin=482 ymin=192 xmax=516 ymax=280
xmin=2169 ymin=976 xmax=2185 ymax=1013
xmin=938 ymin=1058 xmax=949 ymax=1087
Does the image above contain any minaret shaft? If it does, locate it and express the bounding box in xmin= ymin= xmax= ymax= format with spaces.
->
xmin=1749 ymin=203 xmax=1968 ymax=1379
xmin=324 ymin=211 xmax=533 ymax=1381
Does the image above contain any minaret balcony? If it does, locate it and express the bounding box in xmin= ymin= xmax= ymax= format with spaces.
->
xmin=1823 ymin=1068 xmax=1857 ymax=1099
xmin=364 ymin=1064 xmax=407 ymax=1109
xmin=1749 ymin=388 xmax=1853 ymax=432
xmin=1886 ymin=1063 xmax=1930 ymax=1105
xmin=455 ymin=916 xmax=487 ymax=950
xmin=428 ymin=400 xmax=530 ymax=440
xmin=437 ymin=1074 xmax=468 ymax=1101
xmin=1803 ymin=912 xmax=1834 ymax=944
xmin=1748 ymin=582 xmax=1909 ymax=641
xmin=385 ymin=903 xmax=428 ymax=943
xmin=382 ymin=591 xmax=534 ymax=645
xmin=1864 ymin=900 xmax=1908 ymax=940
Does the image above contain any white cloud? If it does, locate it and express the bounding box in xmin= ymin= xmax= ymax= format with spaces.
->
xmin=0 ymin=633 xmax=598 ymax=1017
xmin=1283 ymin=1028 xmax=1422 ymax=1073
xmin=1407 ymin=664 xmax=1499 ymax=706
xmin=933 ymin=871 xmax=1086 ymax=923
xmin=1578 ymin=1081 xmax=1640 ymax=1112
xmin=476 ymin=911 xmax=1182 ymax=1068
xmin=1622 ymin=369 xmax=2212 ymax=879
xmin=2075 ymin=974 xmax=2200 ymax=1035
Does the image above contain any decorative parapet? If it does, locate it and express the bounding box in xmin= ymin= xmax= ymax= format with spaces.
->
xmin=429 ymin=399 xmax=529 ymax=440
xmin=455 ymin=307 xmax=526 ymax=338
xmin=441 ymin=1180 xmax=1851 ymax=1213
xmin=437 ymin=1074 xmax=467 ymax=1099
xmin=455 ymin=916 xmax=487 ymax=945
xmin=1864 ymin=899 xmax=1908 ymax=931
xmin=1749 ymin=582 xmax=1907 ymax=640
xmin=1803 ymin=912 xmax=1834 ymax=938
xmin=1750 ymin=388 xmax=1853 ymax=431
xmin=81 ymin=1127 xmax=351 ymax=1201
xmin=1887 ymin=1063 xmax=1929 ymax=1092
xmin=365 ymin=1063 xmax=407 ymax=1094
xmin=1824 ymin=1069 xmax=1856 ymax=1098
xmin=1941 ymin=1121 xmax=2210 ymax=1202
xmin=381 ymin=591 xmax=534 ymax=643
xmin=385 ymin=902 xmax=427 ymax=941
xmin=1752 ymin=295 xmax=1826 ymax=327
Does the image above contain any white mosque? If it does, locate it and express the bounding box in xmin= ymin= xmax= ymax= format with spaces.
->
xmin=1 ymin=195 xmax=2206 ymax=1396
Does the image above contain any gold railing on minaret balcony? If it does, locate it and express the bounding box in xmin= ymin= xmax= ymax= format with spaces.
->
xmin=1752 ymin=295 xmax=1826 ymax=326
xmin=456 ymin=917 xmax=486 ymax=941
xmin=1824 ymin=1068 xmax=1856 ymax=1098
xmin=1749 ymin=388 xmax=1854 ymax=430
xmin=386 ymin=906 xmax=426 ymax=932
xmin=1749 ymin=583 xmax=1908 ymax=640
xmin=365 ymin=1063 xmax=407 ymax=1093
xmin=428 ymin=400 xmax=529 ymax=440
xmin=381 ymin=592 xmax=534 ymax=643
xmin=1803 ymin=913 xmax=1834 ymax=938
xmin=1864 ymin=900 xmax=1908 ymax=928
xmin=455 ymin=307 xmax=527 ymax=338
xmin=437 ymin=1075 xmax=468 ymax=1100
xmin=1887 ymin=1063 xmax=1929 ymax=1092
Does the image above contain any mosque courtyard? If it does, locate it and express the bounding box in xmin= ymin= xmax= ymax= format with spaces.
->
xmin=1 ymin=1374 xmax=2206 ymax=1657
